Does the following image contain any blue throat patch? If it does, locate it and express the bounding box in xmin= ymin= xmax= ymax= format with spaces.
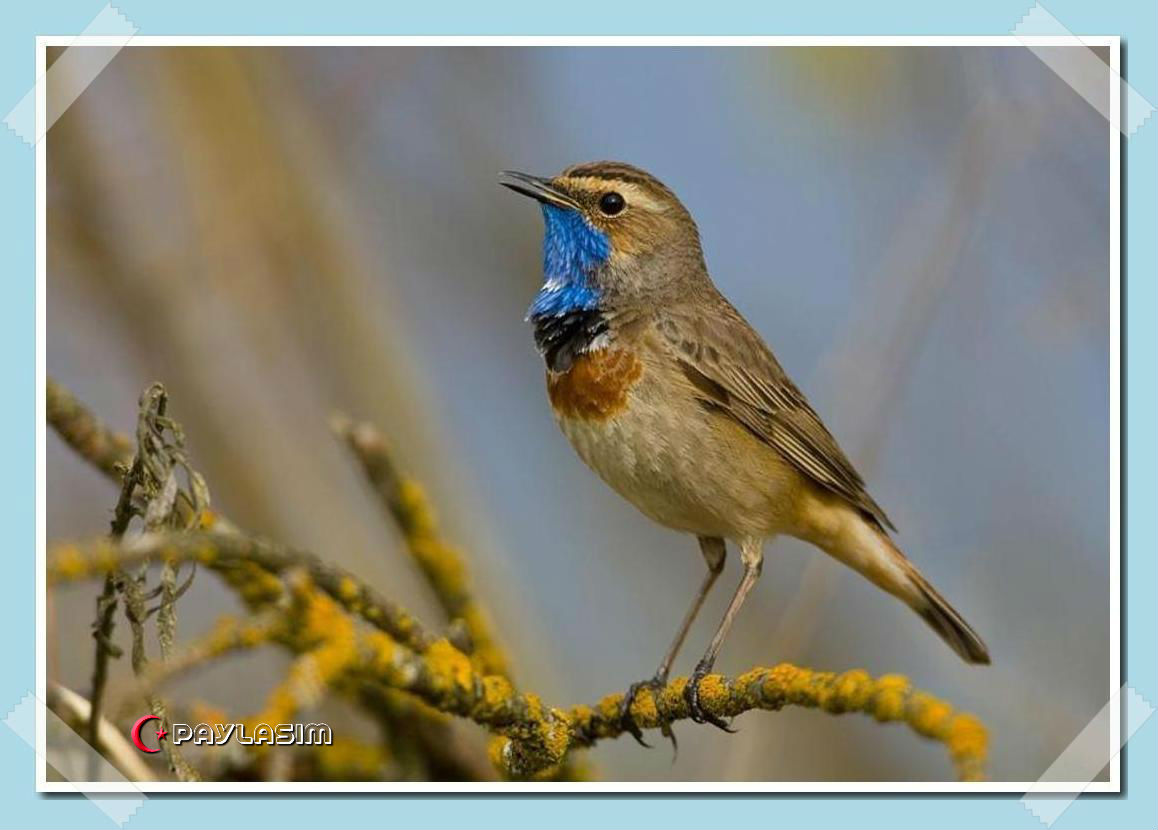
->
xmin=528 ymin=204 xmax=611 ymax=320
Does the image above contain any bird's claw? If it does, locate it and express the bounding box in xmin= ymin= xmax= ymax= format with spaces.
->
xmin=618 ymin=675 xmax=677 ymax=750
xmin=683 ymin=663 xmax=736 ymax=733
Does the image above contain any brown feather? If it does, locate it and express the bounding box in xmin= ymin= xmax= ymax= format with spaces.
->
xmin=659 ymin=299 xmax=896 ymax=532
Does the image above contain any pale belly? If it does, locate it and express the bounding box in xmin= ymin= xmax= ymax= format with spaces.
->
xmin=553 ymin=378 xmax=801 ymax=539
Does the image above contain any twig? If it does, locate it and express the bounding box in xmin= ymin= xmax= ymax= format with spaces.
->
xmin=46 ymin=378 xmax=134 ymax=477
xmin=331 ymin=414 xmax=511 ymax=677
xmin=86 ymin=427 xmax=145 ymax=765
xmin=85 ymin=572 xmax=122 ymax=768
xmin=121 ymin=564 xmax=200 ymax=781
xmin=52 ymin=530 xmax=437 ymax=656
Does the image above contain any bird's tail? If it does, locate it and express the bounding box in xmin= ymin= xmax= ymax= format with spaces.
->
xmin=903 ymin=559 xmax=991 ymax=665
xmin=813 ymin=508 xmax=990 ymax=665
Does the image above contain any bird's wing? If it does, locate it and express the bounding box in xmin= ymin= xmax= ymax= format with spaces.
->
xmin=656 ymin=301 xmax=895 ymax=532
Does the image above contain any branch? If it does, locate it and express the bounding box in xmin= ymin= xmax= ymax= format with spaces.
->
xmin=58 ymin=528 xmax=439 ymax=656
xmin=330 ymin=415 xmax=588 ymax=779
xmin=331 ymin=414 xmax=511 ymax=678
xmin=86 ymin=572 xmax=121 ymax=767
xmin=121 ymin=563 xmax=201 ymax=781
xmin=46 ymin=378 xmax=134 ymax=477
xmin=47 ymin=378 xmax=987 ymax=782
xmin=86 ymin=395 xmax=147 ymax=767
xmin=49 ymin=534 xmax=988 ymax=781
xmin=48 ymin=379 xmax=502 ymax=777
xmin=47 ymin=378 xmax=494 ymax=781
xmin=42 ymin=390 xmax=438 ymax=652
xmin=568 ymin=667 xmax=988 ymax=783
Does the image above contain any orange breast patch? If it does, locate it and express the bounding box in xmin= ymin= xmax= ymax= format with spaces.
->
xmin=547 ymin=348 xmax=643 ymax=421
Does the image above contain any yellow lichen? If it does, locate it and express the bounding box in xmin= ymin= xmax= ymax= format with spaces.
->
xmin=364 ymin=630 xmax=399 ymax=674
xmin=396 ymin=480 xmax=438 ymax=536
xmin=910 ymin=693 xmax=954 ymax=738
xmin=946 ymin=714 xmax=989 ymax=780
xmin=834 ymin=669 xmax=873 ymax=711
xmin=626 ymin=686 xmax=660 ymax=723
xmin=480 ymin=674 xmax=515 ymax=709
xmin=49 ymin=544 xmax=88 ymax=581
xmin=871 ymin=673 xmax=912 ymax=722
xmin=425 ymin=638 xmax=474 ymax=695
xmin=694 ymin=675 xmax=730 ymax=712
xmin=337 ymin=576 xmax=359 ymax=602
xmin=486 ymin=735 xmax=510 ymax=771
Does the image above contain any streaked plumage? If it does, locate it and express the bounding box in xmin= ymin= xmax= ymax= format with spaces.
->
xmin=499 ymin=161 xmax=989 ymax=740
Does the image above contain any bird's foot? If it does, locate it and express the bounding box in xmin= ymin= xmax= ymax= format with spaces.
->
xmin=683 ymin=661 xmax=736 ymax=733
xmin=618 ymin=674 xmax=677 ymax=751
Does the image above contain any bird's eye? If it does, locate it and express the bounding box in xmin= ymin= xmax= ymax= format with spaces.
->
xmin=598 ymin=192 xmax=625 ymax=216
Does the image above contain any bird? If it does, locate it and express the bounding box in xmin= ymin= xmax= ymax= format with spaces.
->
xmin=498 ymin=161 xmax=989 ymax=742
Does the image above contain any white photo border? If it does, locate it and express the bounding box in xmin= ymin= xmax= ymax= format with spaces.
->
xmin=35 ymin=34 xmax=1122 ymax=795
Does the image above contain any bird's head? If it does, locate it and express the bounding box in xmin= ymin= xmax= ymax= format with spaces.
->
xmin=499 ymin=161 xmax=706 ymax=322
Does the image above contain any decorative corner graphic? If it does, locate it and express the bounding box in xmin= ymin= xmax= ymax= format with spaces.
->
xmin=1012 ymin=2 xmax=1154 ymax=136
xmin=1021 ymin=684 xmax=1155 ymax=826
xmin=3 ymin=4 xmax=138 ymax=146
xmin=4 ymin=691 xmax=147 ymax=826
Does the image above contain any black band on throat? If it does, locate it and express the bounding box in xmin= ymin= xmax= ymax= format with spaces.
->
xmin=532 ymin=308 xmax=609 ymax=372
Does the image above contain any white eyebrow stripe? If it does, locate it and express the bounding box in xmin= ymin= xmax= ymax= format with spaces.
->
xmin=621 ymin=185 xmax=668 ymax=212
xmin=562 ymin=177 xmax=670 ymax=213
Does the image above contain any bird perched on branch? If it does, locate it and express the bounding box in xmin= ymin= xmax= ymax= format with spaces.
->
xmin=499 ymin=161 xmax=989 ymax=743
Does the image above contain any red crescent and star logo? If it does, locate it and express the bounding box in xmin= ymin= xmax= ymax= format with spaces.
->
xmin=129 ymin=714 xmax=167 ymax=753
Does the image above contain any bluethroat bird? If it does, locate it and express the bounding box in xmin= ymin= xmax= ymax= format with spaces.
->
xmin=499 ymin=161 xmax=989 ymax=743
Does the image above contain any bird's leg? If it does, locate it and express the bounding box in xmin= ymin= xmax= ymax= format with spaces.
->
xmin=685 ymin=537 xmax=764 ymax=732
xmin=619 ymin=536 xmax=725 ymax=748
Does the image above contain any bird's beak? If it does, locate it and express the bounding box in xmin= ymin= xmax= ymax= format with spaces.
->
xmin=498 ymin=170 xmax=581 ymax=211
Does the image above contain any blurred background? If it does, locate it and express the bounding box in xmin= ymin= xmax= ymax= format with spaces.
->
xmin=46 ymin=45 xmax=1111 ymax=782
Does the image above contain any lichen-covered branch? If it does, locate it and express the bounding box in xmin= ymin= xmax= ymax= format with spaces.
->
xmin=47 ymin=378 xmax=988 ymax=783
xmin=331 ymin=414 xmax=511 ymax=678
xmin=49 ymin=534 xmax=988 ymax=781
xmin=47 ymin=378 xmax=495 ymax=780
xmin=54 ymin=527 xmax=438 ymax=657
xmin=568 ymin=667 xmax=988 ymax=782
